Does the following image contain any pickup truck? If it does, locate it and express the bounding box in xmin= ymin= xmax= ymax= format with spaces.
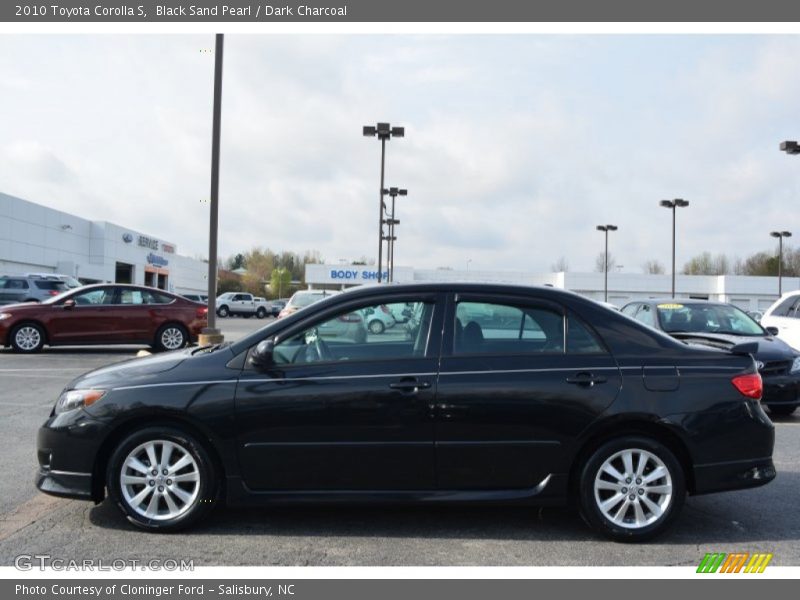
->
xmin=215 ymin=292 xmax=270 ymax=318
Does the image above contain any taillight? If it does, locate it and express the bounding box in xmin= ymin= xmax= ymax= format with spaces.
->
xmin=49 ymin=290 xmax=60 ymax=296
xmin=338 ymin=313 xmax=362 ymax=323
xmin=732 ymin=373 xmax=762 ymax=400
xmin=380 ymin=305 xmax=391 ymax=314
xmin=196 ymin=307 xmax=208 ymax=319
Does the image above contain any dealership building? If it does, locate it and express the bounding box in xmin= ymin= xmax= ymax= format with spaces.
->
xmin=305 ymin=264 xmax=797 ymax=314
xmin=0 ymin=192 xmax=207 ymax=295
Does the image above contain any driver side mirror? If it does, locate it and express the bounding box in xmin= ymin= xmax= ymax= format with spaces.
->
xmin=250 ymin=339 xmax=275 ymax=369
xmin=62 ymin=299 xmax=76 ymax=310
xmin=766 ymin=326 xmax=779 ymax=336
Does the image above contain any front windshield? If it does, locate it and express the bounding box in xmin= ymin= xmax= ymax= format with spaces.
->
xmin=656 ymin=302 xmax=765 ymax=336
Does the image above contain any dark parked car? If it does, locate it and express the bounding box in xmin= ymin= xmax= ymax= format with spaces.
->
xmin=1 ymin=284 xmax=208 ymax=353
xmin=36 ymin=283 xmax=774 ymax=541
xmin=621 ymin=299 xmax=800 ymax=416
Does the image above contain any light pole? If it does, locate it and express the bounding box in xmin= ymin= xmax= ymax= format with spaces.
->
xmin=201 ymin=33 xmax=225 ymax=346
xmin=382 ymin=187 xmax=407 ymax=282
xmin=363 ymin=123 xmax=404 ymax=283
xmin=596 ymin=224 xmax=618 ymax=302
xmin=659 ymin=199 xmax=690 ymax=298
xmin=770 ymin=231 xmax=792 ymax=297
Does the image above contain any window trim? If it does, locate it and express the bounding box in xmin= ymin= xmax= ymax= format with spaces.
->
xmin=245 ymin=293 xmax=444 ymax=369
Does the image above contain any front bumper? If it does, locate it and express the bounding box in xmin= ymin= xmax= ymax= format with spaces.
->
xmin=35 ymin=468 xmax=93 ymax=500
xmin=36 ymin=411 xmax=109 ymax=502
xmin=762 ymin=374 xmax=800 ymax=407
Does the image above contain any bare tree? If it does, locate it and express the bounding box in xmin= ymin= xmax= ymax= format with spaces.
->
xmin=595 ymin=252 xmax=616 ymax=273
xmin=642 ymin=259 xmax=665 ymax=275
xmin=550 ymin=256 xmax=569 ymax=272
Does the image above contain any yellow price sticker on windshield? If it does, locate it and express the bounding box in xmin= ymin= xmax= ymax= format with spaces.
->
xmin=657 ymin=303 xmax=684 ymax=310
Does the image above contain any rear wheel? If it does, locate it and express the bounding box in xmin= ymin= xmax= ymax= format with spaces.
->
xmin=106 ymin=427 xmax=218 ymax=532
xmin=10 ymin=322 xmax=46 ymax=353
xmin=368 ymin=319 xmax=385 ymax=335
xmin=154 ymin=324 xmax=188 ymax=352
xmin=256 ymin=308 xmax=267 ymax=319
xmin=767 ymin=404 xmax=797 ymax=416
xmin=578 ymin=436 xmax=685 ymax=542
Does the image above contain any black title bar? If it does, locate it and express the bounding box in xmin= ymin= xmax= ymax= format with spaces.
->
xmin=4 ymin=0 xmax=800 ymax=22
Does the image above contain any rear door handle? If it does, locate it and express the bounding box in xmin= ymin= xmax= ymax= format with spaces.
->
xmin=565 ymin=372 xmax=608 ymax=387
xmin=389 ymin=379 xmax=432 ymax=394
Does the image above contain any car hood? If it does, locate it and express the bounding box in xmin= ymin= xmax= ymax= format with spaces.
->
xmin=67 ymin=348 xmax=191 ymax=390
xmin=670 ymin=332 xmax=797 ymax=361
xmin=0 ymin=301 xmax=46 ymax=311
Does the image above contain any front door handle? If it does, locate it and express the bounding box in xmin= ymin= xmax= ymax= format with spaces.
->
xmin=389 ymin=379 xmax=431 ymax=394
xmin=565 ymin=372 xmax=608 ymax=387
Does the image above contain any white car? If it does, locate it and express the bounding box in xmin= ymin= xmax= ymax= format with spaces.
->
xmin=360 ymin=304 xmax=396 ymax=334
xmin=760 ymin=291 xmax=800 ymax=351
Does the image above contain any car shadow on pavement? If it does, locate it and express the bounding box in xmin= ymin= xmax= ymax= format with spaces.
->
xmin=87 ymin=470 xmax=800 ymax=545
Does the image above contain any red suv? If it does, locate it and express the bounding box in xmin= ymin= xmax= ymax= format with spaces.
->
xmin=0 ymin=284 xmax=208 ymax=353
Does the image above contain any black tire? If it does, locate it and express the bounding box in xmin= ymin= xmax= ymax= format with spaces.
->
xmin=767 ymin=404 xmax=798 ymax=416
xmin=106 ymin=426 xmax=219 ymax=532
xmin=256 ymin=308 xmax=267 ymax=319
xmin=217 ymin=305 xmax=229 ymax=318
xmin=578 ymin=436 xmax=685 ymax=543
xmin=153 ymin=323 xmax=188 ymax=352
xmin=10 ymin=322 xmax=46 ymax=353
xmin=368 ymin=319 xmax=385 ymax=335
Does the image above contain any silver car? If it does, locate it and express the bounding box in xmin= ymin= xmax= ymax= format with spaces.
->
xmin=0 ymin=274 xmax=69 ymax=305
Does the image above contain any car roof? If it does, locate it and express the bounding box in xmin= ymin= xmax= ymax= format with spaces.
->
xmin=631 ymin=298 xmax=726 ymax=307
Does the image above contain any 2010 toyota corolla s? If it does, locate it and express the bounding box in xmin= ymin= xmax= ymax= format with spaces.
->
xmin=35 ymin=283 xmax=776 ymax=542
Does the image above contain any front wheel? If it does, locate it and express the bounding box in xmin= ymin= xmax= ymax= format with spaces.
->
xmin=10 ymin=322 xmax=46 ymax=353
xmin=368 ymin=319 xmax=385 ymax=335
xmin=578 ymin=436 xmax=685 ymax=543
xmin=217 ymin=305 xmax=229 ymax=318
xmin=106 ymin=427 xmax=218 ymax=532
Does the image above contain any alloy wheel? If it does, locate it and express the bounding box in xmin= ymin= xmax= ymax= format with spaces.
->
xmin=160 ymin=327 xmax=185 ymax=350
xmin=593 ymin=448 xmax=673 ymax=529
xmin=15 ymin=326 xmax=42 ymax=351
xmin=119 ymin=440 xmax=200 ymax=521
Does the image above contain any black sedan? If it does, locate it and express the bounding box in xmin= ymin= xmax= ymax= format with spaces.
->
xmin=621 ymin=298 xmax=800 ymax=416
xmin=36 ymin=283 xmax=775 ymax=542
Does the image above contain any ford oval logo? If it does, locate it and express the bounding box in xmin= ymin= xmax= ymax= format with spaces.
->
xmin=122 ymin=233 xmax=133 ymax=243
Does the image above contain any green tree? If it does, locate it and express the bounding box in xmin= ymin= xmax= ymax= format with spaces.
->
xmin=270 ymin=267 xmax=292 ymax=299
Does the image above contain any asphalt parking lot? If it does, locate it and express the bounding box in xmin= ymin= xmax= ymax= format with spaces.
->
xmin=0 ymin=315 xmax=798 ymax=566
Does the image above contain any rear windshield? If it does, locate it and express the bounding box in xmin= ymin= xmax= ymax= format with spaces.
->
xmin=291 ymin=293 xmax=326 ymax=308
xmin=33 ymin=280 xmax=67 ymax=291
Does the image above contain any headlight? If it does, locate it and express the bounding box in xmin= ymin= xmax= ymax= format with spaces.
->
xmin=790 ymin=357 xmax=800 ymax=374
xmin=0 ymin=313 xmax=11 ymax=321
xmin=55 ymin=389 xmax=106 ymax=414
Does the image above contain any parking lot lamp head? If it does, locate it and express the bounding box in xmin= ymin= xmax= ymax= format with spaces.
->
xmin=780 ymin=140 xmax=800 ymax=154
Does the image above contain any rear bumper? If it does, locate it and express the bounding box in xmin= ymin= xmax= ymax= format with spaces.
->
xmin=693 ymin=457 xmax=776 ymax=495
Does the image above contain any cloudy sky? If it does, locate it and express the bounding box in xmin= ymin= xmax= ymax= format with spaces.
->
xmin=1 ymin=34 xmax=800 ymax=273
